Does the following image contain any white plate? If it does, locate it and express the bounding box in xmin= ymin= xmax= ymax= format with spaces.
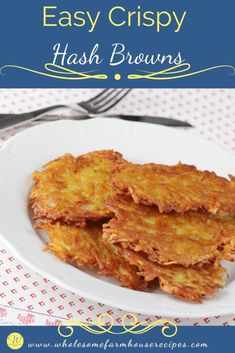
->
xmin=0 ymin=118 xmax=235 ymax=318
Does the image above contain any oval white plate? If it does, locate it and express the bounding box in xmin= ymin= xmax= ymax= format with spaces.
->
xmin=0 ymin=118 xmax=235 ymax=318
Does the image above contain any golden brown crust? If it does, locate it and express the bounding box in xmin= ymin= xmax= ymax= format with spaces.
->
xmin=30 ymin=151 xmax=235 ymax=302
xmin=213 ymin=212 xmax=235 ymax=253
xmin=103 ymin=196 xmax=233 ymax=266
xmin=112 ymin=162 xmax=235 ymax=215
xmin=29 ymin=150 xmax=127 ymax=224
xmin=36 ymin=221 xmax=147 ymax=291
xmin=122 ymin=249 xmax=226 ymax=303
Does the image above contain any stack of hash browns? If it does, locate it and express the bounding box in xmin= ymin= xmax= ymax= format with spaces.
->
xmin=29 ymin=150 xmax=235 ymax=303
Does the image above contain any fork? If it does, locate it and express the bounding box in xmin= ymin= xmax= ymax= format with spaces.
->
xmin=0 ymin=89 xmax=131 ymax=131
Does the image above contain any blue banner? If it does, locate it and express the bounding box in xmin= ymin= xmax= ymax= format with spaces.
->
xmin=0 ymin=325 xmax=234 ymax=352
xmin=0 ymin=0 xmax=234 ymax=88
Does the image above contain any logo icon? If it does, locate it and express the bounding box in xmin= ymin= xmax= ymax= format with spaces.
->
xmin=6 ymin=332 xmax=24 ymax=350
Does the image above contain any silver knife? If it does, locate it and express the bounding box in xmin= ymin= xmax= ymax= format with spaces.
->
xmin=0 ymin=113 xmax=192 ymax=130
xmin=102 ymin=114 xmax=192 ymax=127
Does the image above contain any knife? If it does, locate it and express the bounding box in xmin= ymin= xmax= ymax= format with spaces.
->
xmin=0 ymin=113 xmax=192 ymax=131
xmin=102 ymin=114 xmax=192 ymax=127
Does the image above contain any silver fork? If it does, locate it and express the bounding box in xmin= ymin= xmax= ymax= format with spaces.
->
xmin=0 ymin=89 xmax=131 ymax=131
